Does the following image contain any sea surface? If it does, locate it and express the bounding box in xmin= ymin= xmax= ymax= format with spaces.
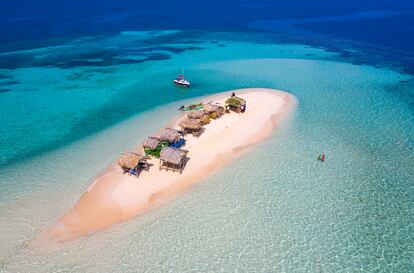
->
xmin=0 ymin=1 xmax=413 ymax=272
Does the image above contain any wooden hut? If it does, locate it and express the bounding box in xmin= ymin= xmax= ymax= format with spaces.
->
xmin=187 ymin=110 xmax=210 ymax=125
xmin=225 ymin=96 xmax=246 ymax=113
xmin=118 ymin=152 xmax=144 ymax=171
xmin=159 ymin=147 xmax=189 ymax=173
xmin=179 ymin=117 xmax=203 ymax=137
xmin=160 ymin=128 xmax=182 ymax=143
xmin=143 ymin=136 xmax=161 ymax=150
xmin=187 ymin=110 xmax=205 ymax=119
xmin=200 ymin=114 xmax=210 ymax=125
xmin=203 ymin=103 xmax=225 ymax=119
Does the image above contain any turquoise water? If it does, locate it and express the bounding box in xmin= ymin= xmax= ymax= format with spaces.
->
xmin=0 ymin=30 xmax=413 ymax=272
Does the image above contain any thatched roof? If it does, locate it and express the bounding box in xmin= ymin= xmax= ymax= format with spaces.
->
xmin=143 ymin=136 xmax=160 ymax=150
xmin=160 ymin=147 xmax=187 ymax=165
xmin=118 ymin=152 xmax=144 ymax=170
xmin=200 ymin=114 xmax=210 ymax=125
xmin=187 ymin=110 xmax=205 ymax=119
xmin=203 ymin=103 xmax=223 ymax=113
xmin=160 ymin=128 xmax=182 ymax=143
xmin=179 ymin=117 xmax=202 ymax=130
xmin=225 ymin=96 xmax=246 ymax=107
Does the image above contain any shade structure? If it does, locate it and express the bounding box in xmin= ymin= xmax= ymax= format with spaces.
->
xmin=200 ymin=114 xmax=210 ymax=125
xmin=160 ymin=128 xmax=182 ymax=143
xmin=118 ymin=152 xmax=144 ymax=170
xmin=187 ymin=110 xmax=205 ymax=119
xmin=159 ymin=147 xmax=189 ymax=173
xmin=225 ymin=96 xmax=246 ymax=107
xmin=225 ymin=96 xmax=246 ymax=112
xmin=143 ymin=136 xmax=161 ymax=150
xmin=203 ymin=103 xmax=225 ymax=118
xmin=179 ymin=118 xmax=202 ymax=130
xmin=160 ymin=147 xmax=187 ymax=165
xmin=203 ymin=103 xmax=222 ymax=113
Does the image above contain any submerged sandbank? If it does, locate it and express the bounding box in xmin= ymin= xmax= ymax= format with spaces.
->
xmin=39 ymin=88 xmax=297 ymax=242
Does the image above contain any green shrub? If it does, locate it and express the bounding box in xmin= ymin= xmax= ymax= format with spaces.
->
xmin=144 ymin=141 xmax=170 ymax=158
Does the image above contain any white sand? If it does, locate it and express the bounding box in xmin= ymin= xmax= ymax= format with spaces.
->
xmin=40 ymin=88 xmax=297 ymax=242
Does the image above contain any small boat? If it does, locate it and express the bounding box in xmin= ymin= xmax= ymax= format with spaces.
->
xmin=179 ymin=102 xmax=203 ymax=111
xmin=173 ymin=70 xmax=191 ymax=87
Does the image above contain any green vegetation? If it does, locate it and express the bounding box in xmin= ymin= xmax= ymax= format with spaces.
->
xmin=225 ymin=97 xmax=245 ymax=107
xmin=183 ymin=102 xmax=203 ymax=111
xmin=144 ymin=140 xmax=170 ymax=158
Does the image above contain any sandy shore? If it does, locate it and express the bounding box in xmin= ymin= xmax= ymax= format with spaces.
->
xmin=40 ymin=88 xmax=297 ymax=242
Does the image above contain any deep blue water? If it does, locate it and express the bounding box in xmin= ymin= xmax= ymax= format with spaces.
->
xmin=1 ymin=0 xmax=414 ymax=73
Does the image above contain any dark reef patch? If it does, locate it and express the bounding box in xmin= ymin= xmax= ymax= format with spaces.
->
xmin=0 ymin=80 xmax=18 ymax=86
xmin=0 ymin=41 xmax=204 ymax=70
xmin=384 ymin=79 xmax=414 ymax=111
xmin=84 ymin=68 xmax=114 ymax=74
xmin=0 ymin=73 xmax=12 ymax=80
xmin=65 ymin=72 xmax=90 ymax=81
xmin=63 ymin=84 xmax=85 ymax=90
xmin=145 ymin=53 xmax=171 ymax=61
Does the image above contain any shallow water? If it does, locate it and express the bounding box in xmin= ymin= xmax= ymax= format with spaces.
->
xmin=0 ymin=30 xmax=413 ymax=272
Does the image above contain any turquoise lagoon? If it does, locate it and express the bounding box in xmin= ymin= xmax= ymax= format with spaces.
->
xmin=0 ymin=30 xmax=413 ymax=272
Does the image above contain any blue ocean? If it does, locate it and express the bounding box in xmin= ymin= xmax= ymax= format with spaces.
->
xmin=0 ymin=1 xmax=413 ymax=272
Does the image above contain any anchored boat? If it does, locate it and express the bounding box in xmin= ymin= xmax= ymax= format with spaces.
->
xmin=173 ymin=70 xmax=191 ymax=87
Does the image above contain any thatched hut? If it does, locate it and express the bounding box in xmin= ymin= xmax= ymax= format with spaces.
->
xmin=143 ymin=136 xmax=167 ymax=158
xmin=143 ymin=136 xmax=161 ymax=150
xmin=225 ymin=96 xmax=246 ymax=113
xmin=187 ymin=110 xmax=205 ymax=119
xmin=200 ymin=114 xmax=210 ymax=125
xmin=159 ymin=147 xmax=189 ymax=173
xmin=179 ymin=117 xmax=203 ymax=136
xmin=203 ymin=103 xmax=225 ymax=119
xmin=187 ymin=110 xmax=210 ymax=125
xmin=118 ymin=152 xmax=144 ymax=170
xmin=160 ymin=128 xmax=182 ymax=143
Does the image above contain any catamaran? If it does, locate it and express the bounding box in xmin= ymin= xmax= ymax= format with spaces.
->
xmin=173 ymin=70 xmax=191 ymax=87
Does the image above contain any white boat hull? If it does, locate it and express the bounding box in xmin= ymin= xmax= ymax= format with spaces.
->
xmin=173 ymin=79 xmax=191 ymax=87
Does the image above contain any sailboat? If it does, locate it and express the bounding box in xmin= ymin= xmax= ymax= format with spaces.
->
xmin=173 ymin=69 xmax=191 ymax=87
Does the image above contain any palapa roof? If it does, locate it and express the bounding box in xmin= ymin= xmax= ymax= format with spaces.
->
xmin=200 ymin=114 xmax=210 ymax=125
xmin=143 ymin=136 xmax=160 ymax=150
xmin=225 ymin=96 xmax=246 ymax=107
xmin=118 ymin=152 xmax=144 ymax=170
xmin=203 ymin=103 xmax=223 ymax=113
xmin=187 ymin=110 xmax=206 ymax=119
xmin=160 ymin=128 xmax=182 ymax=143
xmin=179 ymin=117 xmax=202 ymax=130
xmin=160 ymin=147 xmax=187 ymax=165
